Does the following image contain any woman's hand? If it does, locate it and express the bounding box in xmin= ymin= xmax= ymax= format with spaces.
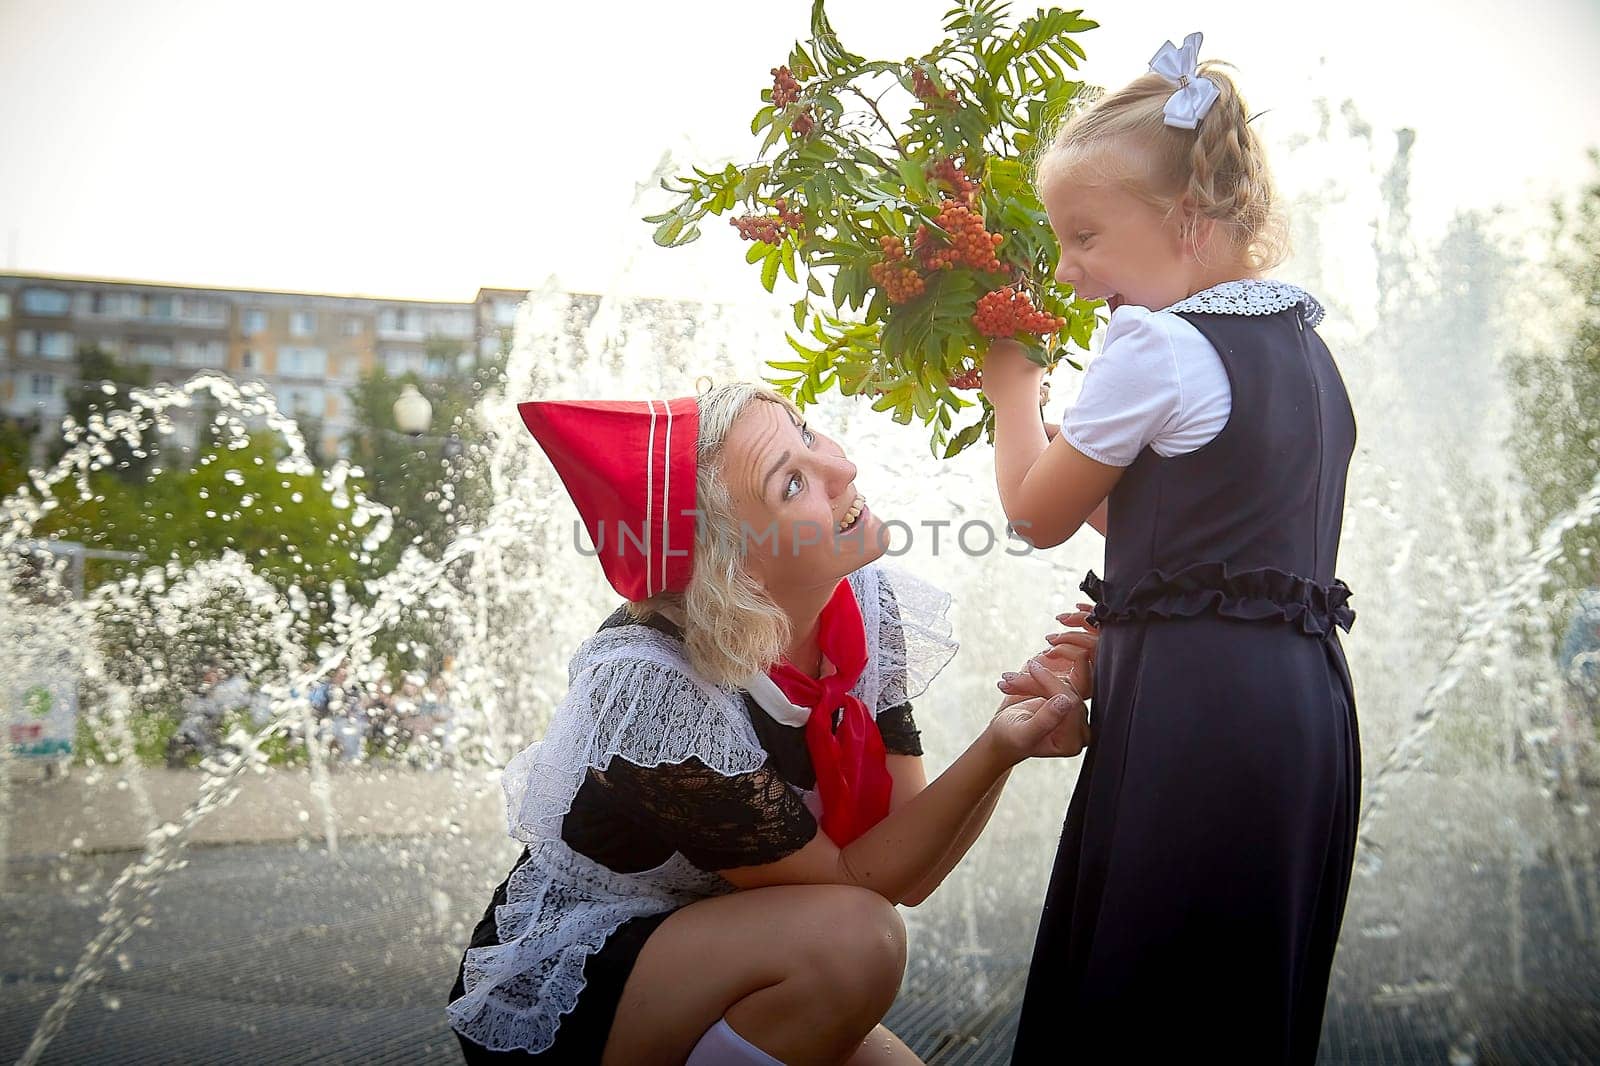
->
xmin=979 ymin=338 xmax=1046 ymax=410
xmin=986 ymin=662 xmax=1090 ymax=763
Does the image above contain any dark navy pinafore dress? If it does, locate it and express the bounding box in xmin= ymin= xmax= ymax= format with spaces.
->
xmin=1012 ymin=300 xmax=1360 ymax=1065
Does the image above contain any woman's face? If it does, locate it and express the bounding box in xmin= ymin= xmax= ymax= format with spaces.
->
xmin=720 ymin=399 xmax=886 ymax=597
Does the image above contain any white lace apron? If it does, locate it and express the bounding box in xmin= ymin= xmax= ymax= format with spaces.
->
xmin=447 ymin=561 xmax=958 ymax=1053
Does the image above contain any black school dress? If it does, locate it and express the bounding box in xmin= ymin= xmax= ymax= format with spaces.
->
xmin=1011 ymin=300 xmax=1361 ymax=1065
xmin=449 ymin=609 xmax=924 ymax=1064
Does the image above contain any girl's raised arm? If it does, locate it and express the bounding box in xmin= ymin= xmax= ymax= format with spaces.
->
xmin=983 ymin=341 xmax=1122 ymax=547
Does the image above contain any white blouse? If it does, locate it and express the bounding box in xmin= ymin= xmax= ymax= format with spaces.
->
xmin=1060 ymin=280 xmax=1325 ymax=468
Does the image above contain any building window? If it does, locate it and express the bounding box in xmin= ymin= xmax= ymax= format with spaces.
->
xmin=378 ymin=307 xmax=424 ymax=335
xmin=278 ymin=346 xmax=328 ymax=377
xmin=343 ymin=316 xmax=363 ymax=336
xmin=290 ymin=311 xmax=316 ymax=337
xmin=132 ymin=341 xmax=173 ymax=365
xmin=178 ymin=297 xmax=228 ymax=327
xmin=241 ymin=309 xmax=268 ymax=336
xmin=0 ymin=292 xmax=11 ymax=319
xmin=382 ymin=348 xmax=424 ymax=376
xmin=176 ymin=340 xmax=227 ymax=368
xmin=146 ymin=295 xmax=175 ymax=321
xmin=275 ymin=386 xmax=326 ymax=417
xmin=21 ymin=288 xmax=71 ymax=316
xmin=17 ymin=330 xmax=75 ymax=359
xmin=89 ymin=291 xmax=139 ymax=318
xmin=241 ymin=349 xmax=258 ymax=371
xmin=29 ymin=373 xmax=56 ymax=397
xmin=429 ymin=310 xmax=473 ymax=339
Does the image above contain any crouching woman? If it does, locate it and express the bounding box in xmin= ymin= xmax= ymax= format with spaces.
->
xmin=448 ymin=384 xmax=1091 ymax=1065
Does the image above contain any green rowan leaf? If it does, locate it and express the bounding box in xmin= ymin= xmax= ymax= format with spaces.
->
xmin=652 ymin=216 xmax=684 ymax=246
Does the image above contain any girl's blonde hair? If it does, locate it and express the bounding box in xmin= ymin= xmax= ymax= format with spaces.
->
xmin=1036 ymin=60 xmax=1288 ymax=271
xmin=628 ymin=382 xmax=797 ymax=687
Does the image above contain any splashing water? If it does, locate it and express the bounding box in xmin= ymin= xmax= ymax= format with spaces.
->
xmin=5 ymin=105 xmax=1599 ymax=1063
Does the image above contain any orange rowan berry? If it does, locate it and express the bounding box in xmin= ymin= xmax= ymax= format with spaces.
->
xmin=973 ymin=286 xmax=1065 ymax=338
xmin=771 ymin=66 xmax=801 ymax=109
xmin=948 ymin=367 xmax=982 ymax=390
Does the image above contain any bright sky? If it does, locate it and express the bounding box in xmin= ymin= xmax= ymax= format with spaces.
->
xmin=1 ymin=0 xmax=1596 ymax=302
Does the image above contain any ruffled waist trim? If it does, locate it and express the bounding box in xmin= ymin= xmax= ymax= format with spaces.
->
xmin=1081 ymin=563 xmax=1355 ymax=638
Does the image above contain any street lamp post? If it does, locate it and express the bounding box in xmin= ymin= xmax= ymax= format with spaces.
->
xmin=390 ymin=383 xmax=462 ymax=459
xmin=392 ymin=384 xmax=432 ymax=437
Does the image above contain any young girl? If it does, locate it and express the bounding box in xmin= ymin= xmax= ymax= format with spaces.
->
xmin=982 ymin=33 xmax=1360 ymax=1065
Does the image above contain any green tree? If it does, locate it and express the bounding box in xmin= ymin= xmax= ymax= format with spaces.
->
xmin=0 ymin=415 xmax=31 ymax=497
xmin=49 ymin=345 xmax=159 ymax=481
xmin=344 ymin=334 xmax=502 ymax=567
xmin=1507 ymin=155 xmax=1600 ymax=608
xmin=341 ymin=334 xmax=506 ymax=678
xmin=30 ymin=428 xmax=371 ymax=627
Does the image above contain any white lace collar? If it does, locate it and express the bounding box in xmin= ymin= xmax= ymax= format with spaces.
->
xmin=744 ymin=670 xmax=812 ymax=727
xmin=1163 ymin=279 xmax=1325 ymax=328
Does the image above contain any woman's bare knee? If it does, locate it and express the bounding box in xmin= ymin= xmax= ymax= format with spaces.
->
xmin=794 ymin=887 xmax=907 ymax=1015
xmin=843 ymin=1025 xmax=924 ymax=1065
xmin=601 ymin=885 xmax=908 ymax=1066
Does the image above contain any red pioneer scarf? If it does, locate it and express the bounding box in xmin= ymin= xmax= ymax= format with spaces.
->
xmin=766 ymin=579 xmax=893 ymax=846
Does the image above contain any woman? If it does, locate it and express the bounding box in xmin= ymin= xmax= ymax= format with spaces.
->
xmin=447 ymin=384 xmax=1094 ymax=1065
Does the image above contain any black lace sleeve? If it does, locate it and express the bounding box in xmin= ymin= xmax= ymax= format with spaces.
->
xmin=876 ymin=702 xmax=923 ymax=757
xmin=593 ymin=756 xmax=819 ymax=872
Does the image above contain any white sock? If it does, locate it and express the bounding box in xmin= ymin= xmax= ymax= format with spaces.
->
xmin=683 ymin=1017 xmax=786 ymax=1066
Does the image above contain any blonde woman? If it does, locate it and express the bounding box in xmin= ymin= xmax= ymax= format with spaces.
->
xmin=447 ymin=384 xmax=1094 ymax=1065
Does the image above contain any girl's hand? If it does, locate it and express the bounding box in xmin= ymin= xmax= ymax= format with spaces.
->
xmin=1042 ymin=603 xmax=1099 ymax=701
xmin=997 ymin=604 xmax=1099 ymax=704
xmin=986 ymin=662 xmax=1091 ymax=763
xmin=980 ymin=339 xmax=1046 ymax=410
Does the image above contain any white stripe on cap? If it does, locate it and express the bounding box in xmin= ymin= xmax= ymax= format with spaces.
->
xmin=660 ymin=400 xmax=674 ymax=593
xmin=643 ymin=399 xmax=658 ymax=597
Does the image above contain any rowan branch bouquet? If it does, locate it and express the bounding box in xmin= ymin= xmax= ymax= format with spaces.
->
xmin=646 ymin=0 xmax=1104 ymax=456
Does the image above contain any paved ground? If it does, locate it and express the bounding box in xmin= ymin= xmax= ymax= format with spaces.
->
xmin=0 ymin=833 xmax=1596 ymax=1065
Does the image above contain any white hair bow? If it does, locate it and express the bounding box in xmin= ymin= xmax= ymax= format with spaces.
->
xmin=1149 ymin=31 xmax=1220 ymax=130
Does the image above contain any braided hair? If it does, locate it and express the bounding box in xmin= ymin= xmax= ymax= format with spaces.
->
xmin=1035 ymin=60 xmax=1288 ymax=271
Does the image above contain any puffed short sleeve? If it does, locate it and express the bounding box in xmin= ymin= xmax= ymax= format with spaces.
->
xmin=1061 ymin=305 xmax=1186 ymax=467
xmin=875 ymin=703 xmax=923 ymax=756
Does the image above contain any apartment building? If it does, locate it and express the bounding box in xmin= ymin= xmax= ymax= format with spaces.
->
xmin=0 ymin=272 xmax=527 ymax=456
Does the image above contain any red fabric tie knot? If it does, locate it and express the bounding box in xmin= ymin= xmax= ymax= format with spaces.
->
xmin=766 ymin=579 xmax=893 ymax=846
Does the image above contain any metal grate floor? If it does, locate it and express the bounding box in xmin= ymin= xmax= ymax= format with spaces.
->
xmin=2 ymin=836 xmax=1595 ymax=1064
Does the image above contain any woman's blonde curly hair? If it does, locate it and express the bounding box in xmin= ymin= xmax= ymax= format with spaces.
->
xmin=1036 ymin=60 xmax=1288 ymax=272
xmin=627 ymin=382 xmax=799 ymax=688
